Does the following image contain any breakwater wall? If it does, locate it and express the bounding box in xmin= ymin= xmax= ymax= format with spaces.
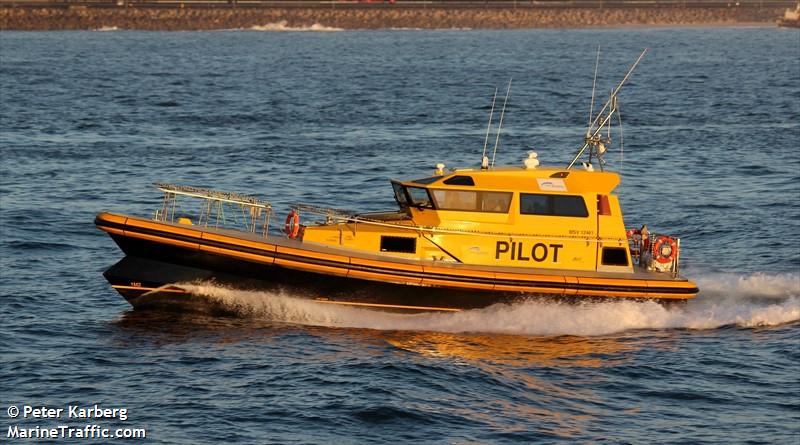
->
xmin=1 ymin=4 xmax=787 ymax=30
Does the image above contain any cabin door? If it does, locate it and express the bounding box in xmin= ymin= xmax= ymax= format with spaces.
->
xmin=594 ymin=194 xmax=631 ymax=272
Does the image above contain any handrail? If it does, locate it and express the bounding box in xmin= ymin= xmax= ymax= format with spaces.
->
xmin=154 ymin=183 xmax=271 ymax=236
xmin=291 ymin=203 xmax=356 ymax=219
xmin=155 ymin=183 xmax=271 ymax=209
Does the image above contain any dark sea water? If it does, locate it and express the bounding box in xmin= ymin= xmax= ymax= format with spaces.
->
xmin=1 ymin=26 xmax=799 ymax=444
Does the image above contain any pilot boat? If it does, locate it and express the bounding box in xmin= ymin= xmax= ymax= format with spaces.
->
xmin=95 ymin=52 xmax=698 ymax=312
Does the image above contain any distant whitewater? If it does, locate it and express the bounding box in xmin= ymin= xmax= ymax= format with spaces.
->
xmin=243 ymin=21 xmax=343 ymax=32
xmin=388 ymin=27 xmax=473 ymax=31
xmin=177 ymin=271 xmax=800 ymax=337
xmin=93 ymin=26 xmax=120 ymax=32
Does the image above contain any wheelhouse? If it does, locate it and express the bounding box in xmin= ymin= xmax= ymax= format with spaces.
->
xmin=389 ymin=168 xmax=605 ymax=223
xmin=295 ymin=166 xmax=641 ymax=274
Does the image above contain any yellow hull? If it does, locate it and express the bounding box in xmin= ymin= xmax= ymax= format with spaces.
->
xmin=96 ymin=212 xmax=699 ymax=307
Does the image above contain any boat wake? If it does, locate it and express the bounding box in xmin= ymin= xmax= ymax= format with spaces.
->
xmin=177 ymin=272 xmax=799 ymax=336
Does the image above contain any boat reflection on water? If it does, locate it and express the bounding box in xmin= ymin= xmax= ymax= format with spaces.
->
xmin=112 ymin=309 xmax=640 ymax=368
xmin=111 ymin=310 xmax=663 ymax=377
xmin=381 ymin=331 xmax=615 ymax=438
xmin=381 ymin=330 xmax=635 ymax=368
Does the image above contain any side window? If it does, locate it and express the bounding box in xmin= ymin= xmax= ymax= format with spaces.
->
xmin=381 ymin=236 xmax=416 ymax=253
xmin=601 ymin=247 xmax=629 ymax=266
xmin=479 ymin=191 xmax=512 ymax=213
xmin=520 ymin=194 xmax=589 ymax=217
xmin=553 ymin=196 xmax=589 ymax=217
xmin=430 ymin=190 xmax=512 ymax=213
xmin=443 ymin=176 xmax=475 ymax=186
xmin=411 ymin=176 xmax=442 ymax=185
xmin=431 ymin=190 xmax=477 ymax=211
xmin=520 ymin=194 xmax=549 ymax=215
xmin=406 ymin=187 xmax=434 ymax=208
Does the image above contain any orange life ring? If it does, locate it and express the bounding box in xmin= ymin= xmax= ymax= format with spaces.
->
xmin=653 ymin=236 xmax=678 ymax=264
xmin=284 ymin=210 xmax=300 ymax=239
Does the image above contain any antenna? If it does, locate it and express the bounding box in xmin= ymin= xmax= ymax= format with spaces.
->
xmin=617 ymin=99 xmax=624 ymax=171
xmin=567 ymin=48 xmax=647 ymax=170
xmin=587 ymin=46 xmax=600 ymax=137
xmin=598 ymin=89 xmax=614 ymax=172
xmin=607 ymin=91 xmax=613 ymax=141
xmin=481 ymin=87 xmax=498 ymax=169
xmin=491 ymin=78 xmax=512 ymax=168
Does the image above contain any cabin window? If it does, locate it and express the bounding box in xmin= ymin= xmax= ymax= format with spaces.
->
xmin=412 ymin=176 xmax=442 ymax=185
xmin=380 ymin=236 xmax=416 ymax=254
xmin=601 ymin=247 xmax=629 ymax=266
xmin=432 ymin=190 xmax=476 ymax=211
xmin=443 ymin=176 xmax=475 ymax=186
xmin=520 ymin=194 xmax=589 ymax=217
xmin=430 ymin=190 xmax=512 ymax=213
xmin=392 ymin=182 xmax=409 ymax=208
xmin=406 ymin=186 xmax=434 ymax=208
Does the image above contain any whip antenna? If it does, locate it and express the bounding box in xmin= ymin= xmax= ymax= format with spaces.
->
xmin=618 ymin=100 xmax=624 ymax=170
xmin=491 ymin=78 xmax=512 ymax=168
xmin=481 ymin=87 xmax=498 ymax=169
xmin=587 ymin=46 xmax=600 ymax=137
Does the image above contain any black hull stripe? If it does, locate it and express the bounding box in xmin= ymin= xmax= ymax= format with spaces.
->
xmin=96 ymin=218 xmax=698 ymax=295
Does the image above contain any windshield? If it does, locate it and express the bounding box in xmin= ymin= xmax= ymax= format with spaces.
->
xmin=392 ymin=182 xmax=409 ymax=208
